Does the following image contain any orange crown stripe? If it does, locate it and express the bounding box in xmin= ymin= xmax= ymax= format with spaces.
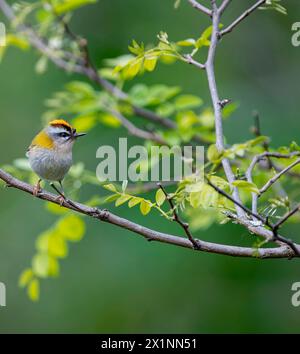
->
xmin=49 ymin=119 xmax=73 ymax=131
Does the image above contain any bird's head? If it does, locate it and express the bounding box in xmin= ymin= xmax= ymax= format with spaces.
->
xmin=43 ymin=119 xmax=86 ymax=151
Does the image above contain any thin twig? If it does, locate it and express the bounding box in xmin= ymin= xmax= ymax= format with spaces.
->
xmin=246 ymin=152 xmax=300 ymax=214
xmin=187 ymin=0 xmax=212 ymax=16
xmin=157 ymin=183 xmax=200 ymax=249
xmin=259 ymin=158 xmax=300 ymax=196
xmin=183 ymin=54 xmax=206 ymax=70
xmin=219 ymin=0 xmax=232 ymax=14
xmin=108 ymin=108 xmax=167 ymax=144
xmin=272 ymin=205 xmax=300 ymax=256
xmin=206 ymin=177 xmax=265 ymax=223
xmin=274 ymin=205 xmax=300 ymax=231
xmin=220 ymin=0 xmax=267 ymax=37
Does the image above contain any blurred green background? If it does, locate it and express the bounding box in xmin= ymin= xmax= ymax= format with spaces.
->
xmin=0 ymin=0 xmax=300 ymax=333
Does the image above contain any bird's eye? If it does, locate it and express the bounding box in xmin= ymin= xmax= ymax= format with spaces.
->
xmin=59 ymin=132 xmax=69 ymax=138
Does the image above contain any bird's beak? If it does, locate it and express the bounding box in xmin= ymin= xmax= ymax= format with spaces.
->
xmin=73 ymin=132 xmax=87 ymax=139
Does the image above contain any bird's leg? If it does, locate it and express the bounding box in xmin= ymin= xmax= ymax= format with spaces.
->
xmin=50 ymin=181 xmax=81 ymax=210
xmin=33 ymin=179 xmax=42 ymax=196
xmin=50 ymin=182 xmax=66 ymax=206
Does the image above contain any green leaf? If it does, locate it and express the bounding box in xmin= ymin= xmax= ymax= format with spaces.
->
xmin=199 ymin=185 xmax=218 ymax=208
xmin=155 ymin=189 xmax=166 ymax=206
xmin=156 ymin=102 xmax=175 ymax=117
xmin=195 ymin=26 xmax=213 ymax=48
xmin=259 ymin=0 xmax=287 ymax=15
xmin=248 ymin=136 xmax=269 ymax=147
xmin=57 ymin=215 xmax=86 ymax=242
xmin=103 ymin=184 xmax=117 ymax=193
xmin=207 ymin=144 xmax=222 ymax=163
xmin=140 ymin=200 xmax=152 ymax=215
xmin=222 ymin=102 xmax=239 ymax=119
xmin=0 ymin=34 xmax=29 ymax=61
xmin=115 ymin=194 xmax=132 ymax=207
xmin=35 ymin=56 xmax=48 ymax=74
xmin=190 ymin=191 xmax=201 ymax=208
xmin=45 ymin=202 xmax=69 ymax=215
xmin=231 ymin=180 xmax=260 ymax=194
xmin=144 ymin=56 xmax=158 ymax=72
xmin=27 ymin=278 xmax=39 ymax=302
xmin=71 ymin=114 xmax=97 ymax=132
xmin=128 ymin=197 xmax=142 ymax=208
xmin=123 ymin=57 xmax=143 ymax=79
xmin=36 ymin=231 xmax=51 ymax=253
xmin=19 ymin=268 xmax=34 ymax=288
xmin=53 ymin=0 xmax=97 ymax=15
xmin=174 ymin=95 xmax=203 ymax=110
xmin=128 ymin=40 xmax=145 ymax=56
xmin=48 ymin=234 xmax=68 ymax=258
xmin=174 ymin=0 xmax=181 ymax=9
xmin=176 ymin=38 xmax=196 ymax=47
xmin=32 ymin=253 xmax=51 ymax=278
xmin=105 ymin=194 xmax=119 ymax=203
xmin=99 ymin=113 xmax=121 ymax=128
xmin=290 ymin=141 xmax=300 ymax=152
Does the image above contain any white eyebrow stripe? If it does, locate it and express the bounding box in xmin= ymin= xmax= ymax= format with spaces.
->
xmin=48 ymin=126 xmax=71 ymax=135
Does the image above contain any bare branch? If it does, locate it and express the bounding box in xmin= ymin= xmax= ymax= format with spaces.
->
xmin=274 ymin=205 xmax=300 ymax=231
xmin=205 ymin=0 xmax=244 ymax=218
xmin=183 ymin=54 xmax=206 ymax=70
xmin=187 ymin=0 xmax=212 ymax=16
xmin=107 ymin=108 xmax=167 ymax=144
xmin=0 ymin=168 xmax=297 ymax=259
xmin=246 ymin=152 xmax=300 ymax=213
xmin=206 ymin=177 xmax=265 ymax=224
xmin=219 ymin=0 xmax=232 ymax=15
xmin=220 ymin=0 xmax=267 ymax=37
xmin=259 ymin=158 xmax=300 ymax=196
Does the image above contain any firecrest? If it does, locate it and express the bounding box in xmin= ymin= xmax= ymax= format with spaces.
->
xmin=26 ymin=119 xmax=86 ymax=199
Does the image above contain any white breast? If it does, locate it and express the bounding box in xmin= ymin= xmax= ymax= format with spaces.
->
xmin=28 ymin=147 xmax=73 ymax=182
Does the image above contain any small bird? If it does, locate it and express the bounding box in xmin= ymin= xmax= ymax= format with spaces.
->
xmin=26 ymin=119 xmax=86 ymax=202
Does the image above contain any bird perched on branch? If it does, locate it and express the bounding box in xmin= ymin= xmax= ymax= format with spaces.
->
xmin=26 ymin=119 xmax=86 ymax=202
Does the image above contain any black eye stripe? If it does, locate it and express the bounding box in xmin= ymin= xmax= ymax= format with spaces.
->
xmin=58 ymin=132 xmax=70 ymax=138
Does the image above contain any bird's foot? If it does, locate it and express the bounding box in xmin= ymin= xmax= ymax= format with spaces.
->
xmin=33 ymin=180 xmax=42 ymax=196
xmin=55 ymin=194 xmax=66 ymax=206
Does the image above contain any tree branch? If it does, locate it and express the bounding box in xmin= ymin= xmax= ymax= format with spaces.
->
xmin=274 ymin=205 xmax=300 ymax=231
xmin=0 ymin=168 xmax=297 ymax=259
xmin=107 ymin=108 xmax=167 ymax=144
xmin=259 ymin=158 xmax=300 ymax=196
xmin=205 ymin=0 xmax=244 ymax=217
xmin=187 ymin=0 xmax=212 ymax=16
xmin=219 ymin=0 xmax=232 ymax=15
xmin=183 ymin=54 xmax=206 ymax=70
xmin=246 ymin=152 xmax=300 ymax=213
xmin=220 ymin=0 xmax=267 ymax=37
xmin=206 ymin=177 xmax=265 ymax=224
